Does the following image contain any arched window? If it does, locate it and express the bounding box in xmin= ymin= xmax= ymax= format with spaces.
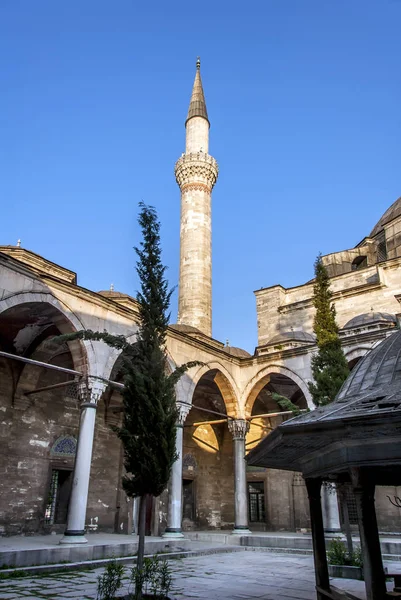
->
xmin=351 ymin=256 xmax=368 ymax=271
xmin=50 ymin=435 xmax=77 ymax=457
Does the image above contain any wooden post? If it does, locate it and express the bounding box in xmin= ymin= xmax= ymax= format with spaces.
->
xmin=305 ymin=478 xmax=330 ymax=600
xmin=351 ymin=469 xmax=387 ymax=600
xmin=338 ymin=484 xmax=353 ymax=555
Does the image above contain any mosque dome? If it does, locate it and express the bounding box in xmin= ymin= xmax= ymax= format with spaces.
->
xmin=224 ymin=346 xmax=252 ymax=358
xmin=337 ymin=329 xmax=401 ymax=404
xmin=370 ymin=197 xmax=401 ymax=237
xmin=343 ymin=312 xmax=397 ymax=330
xmin=268 ymin=330 xmax=315 ymax=345
xmin=169 ymin=323 xmax=204 ymax=335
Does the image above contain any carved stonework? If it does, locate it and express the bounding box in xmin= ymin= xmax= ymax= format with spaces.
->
xmin=175 ymin=152 xmax=218 ymax=190
xmin=177 ymin=402 xmax=191 ymax=426
xmin=51 ymin=435 xmax=77 ymax=457
xmin=228 ymin=419 xmax=250 ymax=440
xmin=181 ymin=182 xmax=212 ymax=194
xmin=79 ymin=376 xmax=107 ymax=406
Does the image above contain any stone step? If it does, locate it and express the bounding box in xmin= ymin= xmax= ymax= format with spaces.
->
xmin=0 ymin=545 xmax=243 ymax=577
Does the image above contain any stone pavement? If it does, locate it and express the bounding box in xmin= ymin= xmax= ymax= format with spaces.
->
xmin=2 ymin=550 xmax=397 ymax=600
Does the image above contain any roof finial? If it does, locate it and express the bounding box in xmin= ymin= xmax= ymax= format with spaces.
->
xmin=196 ymin=56 xmax=201 ymax=70
xmin=110 ymin=283 xmax=114 ymax=291
xmin=16 ymin=239 xmax=21 ymax=247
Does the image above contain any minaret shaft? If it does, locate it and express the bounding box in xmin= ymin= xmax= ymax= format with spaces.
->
xmin=176 ymin=61 xmax=218 ymax=337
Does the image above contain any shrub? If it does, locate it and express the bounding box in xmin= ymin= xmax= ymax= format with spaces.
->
xmin=327 ymin=538 xmax=363 ymax=567
xmin=131 ymin=555 xmax=172 ymax=599
xmin=97 ymin=559 xmax=125 ymax=600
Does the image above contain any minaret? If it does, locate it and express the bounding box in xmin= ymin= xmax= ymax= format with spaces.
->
xmin=175 ymin=58 xmax=218 ymax=337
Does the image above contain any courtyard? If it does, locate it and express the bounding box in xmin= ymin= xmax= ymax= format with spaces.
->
xmin=0 ymin=551 xmax=397 ymax=600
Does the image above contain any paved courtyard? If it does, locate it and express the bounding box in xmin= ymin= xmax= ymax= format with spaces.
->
xmin=0 ymin=550 xmax=385 ymax=600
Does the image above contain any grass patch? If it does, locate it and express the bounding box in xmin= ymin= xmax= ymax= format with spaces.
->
xmin=0 ymin=569 xmax=29 ymax=580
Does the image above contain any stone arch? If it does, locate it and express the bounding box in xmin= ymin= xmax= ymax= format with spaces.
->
xmin=188 ymin=362 xmax=240 ymax=418
xmin=244 ymin=365 xmax=313 ymax=417
xmin=101 ymin=332 xmax=138 ymax=384
xmin=0 ymin=292 xmax=91 ymax=374
xmin=344 ymin=346 xmax=372 ymax=371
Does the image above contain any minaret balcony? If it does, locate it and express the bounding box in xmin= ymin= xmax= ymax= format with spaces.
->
xmin=175 ymin=152 xmax=219 ymax=190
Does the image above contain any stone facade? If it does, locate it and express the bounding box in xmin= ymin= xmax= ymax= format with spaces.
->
xmin=0 ymin=61 xmax=400 ymax=538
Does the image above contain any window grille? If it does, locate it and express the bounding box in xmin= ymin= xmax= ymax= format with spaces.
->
xmin=377 ymin=233 xmax=387 ymax=262
xmin=44 ymin=470 xmax=59 ymax=524
xmin=339 ymin=484 xmax=359 ymax=526
xmin=248 ymin=482 xmax=265 ymax=522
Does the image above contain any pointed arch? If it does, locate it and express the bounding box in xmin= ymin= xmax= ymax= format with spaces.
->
xmin=186 ymin=362 xmax=240 ymax=418
xmin=0 ymin=292 xmax=90 ymax=374
xmin=244 ymin=364 xmax=313 ymax=417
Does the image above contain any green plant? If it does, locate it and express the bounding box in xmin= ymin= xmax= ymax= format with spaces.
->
xmin=0 ymin=569 xmax=27 ymax=580
xmin=352 ymin=545 xmax=363 ymax=568
xmin=272 ymin=392 xmax=302 ymax=417
xmin=55 ymin=203 xmax=200 ymax=599
xmin=327 ymin=538 xmax=363 ymax=567
xmin=131 ymin=555 xmax=172 ymax=599
xmin=308 ymin=255 xmax=349 ymax=406
xmin=96 ymin=559 xmax=125 ymax=600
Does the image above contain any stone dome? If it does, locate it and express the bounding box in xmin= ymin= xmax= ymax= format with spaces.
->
xmin=224 ymin=346 xmax=252 ymax=358
xmin=337 ymin=329 xmax=401 ymax=403
xmin=169 ymin=323 xmax=204 ymax=335
xmin=370 ymin=196 xmax=401 ymax=237
xmin=268 ymin=330 xmax=315 ymax=345
xmin=343 ymin=312 xmax=397 ymax=330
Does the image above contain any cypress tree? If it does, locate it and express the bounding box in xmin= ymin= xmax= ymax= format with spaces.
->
xmin=308 ymin=254 xmax=349 ymax=406
xmin=56 ymin=203 xmax=199 ymax=598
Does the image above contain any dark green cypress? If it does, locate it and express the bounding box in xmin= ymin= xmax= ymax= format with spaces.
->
xmin=308 ymin=255 xmax=349 ymax=406
xmin=55 ymin=203 xmax=199 ymax=598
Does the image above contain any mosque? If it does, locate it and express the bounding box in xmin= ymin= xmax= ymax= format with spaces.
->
xmin=0 ymin=60 xmax=400 ymax=541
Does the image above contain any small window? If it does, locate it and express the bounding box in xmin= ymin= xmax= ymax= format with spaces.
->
xmin=351 ymin=256 xmax=368 ymax=271
xmin=44 ymin=469 xmax=73 ymax=525
xmin=377 ymin=233 xmax=387 ymax=262
xmin=248 ymin=481 xmax=266 ymax=522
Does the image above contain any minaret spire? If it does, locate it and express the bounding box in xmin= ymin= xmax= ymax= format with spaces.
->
xmin=186 ymin=57 xmax=209 ymax=125
xmin=175 ymin=60 xmax=218 ymax=337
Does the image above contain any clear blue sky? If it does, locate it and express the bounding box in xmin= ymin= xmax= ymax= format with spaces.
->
xmin=0 ymin=1 xmax=400 ymax=352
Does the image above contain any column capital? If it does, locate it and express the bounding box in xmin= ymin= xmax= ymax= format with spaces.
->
xmin=79 ymin=376 xmax=107 ymax=407
xmin=228 ymin=419 xmax=250 ymax=440
xmin=176 ymin=402 xmax=191 ymax=426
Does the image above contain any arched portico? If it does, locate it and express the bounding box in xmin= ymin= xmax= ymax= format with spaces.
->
xmin=243 ymin=366 xmax=312 ymax=532
xmin=0 ymin=293 xmax=90 ymax=373
xmin=244 ymin=365 xmax=313 ymax=417
xmin=187 ymin=362 xmax=240 ymax=418
xmin=344 ymin=346 xmax=371 ymax=371
xmin=0 ymin=299 xmax=88 ymax=535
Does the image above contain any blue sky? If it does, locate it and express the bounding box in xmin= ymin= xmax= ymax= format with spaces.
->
xmin=0 ymin=0 xmax=400 ymax=352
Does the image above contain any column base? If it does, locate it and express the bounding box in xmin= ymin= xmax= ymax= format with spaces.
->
xmin=232 ymin=527 xmax=252 ymax=535
xmin=59 ymin=531 xmax=88 ymax=545
xmin=162 ymin=528 xmax=184 ymax=539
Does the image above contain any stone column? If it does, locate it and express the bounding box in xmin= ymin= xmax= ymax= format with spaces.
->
xmin=163 ymin=403 xmax=190 ymax=538
xmin=305 ymin=478 xmax=330 ymax=600
xmin=60 ymin=377 xmax=106 ymax=544
xmin=228 ymin=419 xmax=251 ymax=534
xmin=322 ymin=483 xmax=341 ymax=532
xmin=351 ymin=470 xmax=386 ymax=600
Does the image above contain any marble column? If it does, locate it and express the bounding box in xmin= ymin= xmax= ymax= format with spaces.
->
xmin=228 ymin=419 xmax=251 ymax=534
xmin=351 ymin=470 xmax=386 ymax=600
xmin=322 ymin=483 xmax=341 ymax=532
xmin=305 ymin=478 xmax=330 ymax=600
xmin=60 ymin=377 xmax=106 ymax=544
xmin=163 ymin=402 xmax=190 ymax=538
